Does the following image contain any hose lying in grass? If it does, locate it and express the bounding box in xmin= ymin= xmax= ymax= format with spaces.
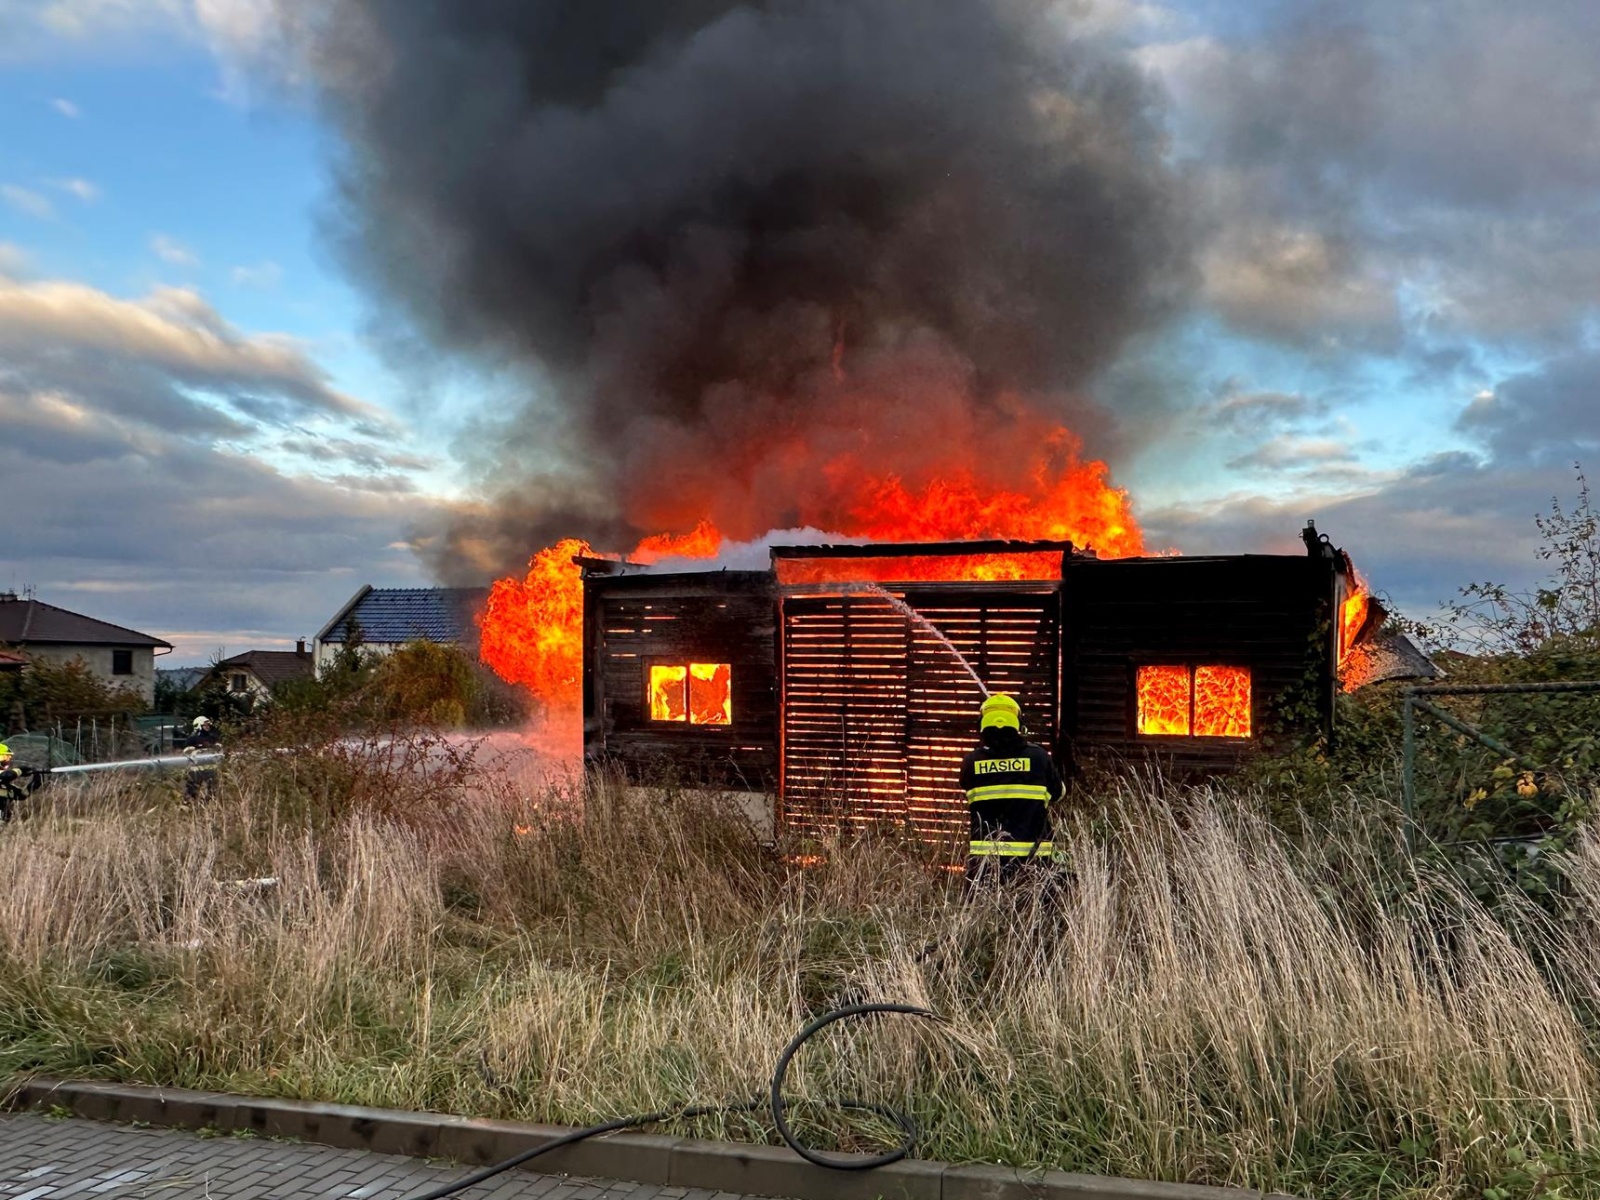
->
xmin=399 ymin=1002 xmax=944 ymax=1200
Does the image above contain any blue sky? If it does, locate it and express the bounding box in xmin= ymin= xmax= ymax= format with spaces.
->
xmin=2 ymin=0 xmax=1597 ymax=663
xmin=0 ymin=10 xmax=474 ymax=662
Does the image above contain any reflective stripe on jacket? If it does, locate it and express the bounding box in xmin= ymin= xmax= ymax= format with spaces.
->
xmin=968 ymin=839 xmax=1054 ymax=858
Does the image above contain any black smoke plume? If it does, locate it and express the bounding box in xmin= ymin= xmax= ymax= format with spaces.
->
xmin=296 ymin=1 xmax=1192 ymax=578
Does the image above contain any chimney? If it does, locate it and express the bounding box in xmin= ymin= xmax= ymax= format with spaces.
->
xmin=0 ymin=591 xmax=16 ymax=603
xmin=296 ymin=638 xmax=308 ymax=656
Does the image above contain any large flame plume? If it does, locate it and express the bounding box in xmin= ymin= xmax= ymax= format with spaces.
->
xmin=479 ymin=419 xmax=1144 ymax=730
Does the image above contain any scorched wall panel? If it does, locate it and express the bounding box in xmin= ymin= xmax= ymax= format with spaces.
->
xmin=585 ymin=572 xmax=777 ymax=789
xmin=1063 ymin=555 xmax=1335 ymax=770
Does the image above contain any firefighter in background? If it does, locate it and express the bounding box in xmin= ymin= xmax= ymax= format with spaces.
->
xmin=0 ymin=743 xmax=36 ymax=823
xmin=959 ymin=694 xmax=1065 ymax=880
xmin=182 ymin=715 xmax=222 ymax=800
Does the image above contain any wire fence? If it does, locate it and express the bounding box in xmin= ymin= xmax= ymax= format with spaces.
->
xmin=1400 ymin=679 xmax=1600 ymax=851
xmin=5 ymin=713 xmax=185 ymax=768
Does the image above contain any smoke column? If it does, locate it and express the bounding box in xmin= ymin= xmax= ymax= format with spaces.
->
xmin=294 ymin=1 xmax=1192 ymax=576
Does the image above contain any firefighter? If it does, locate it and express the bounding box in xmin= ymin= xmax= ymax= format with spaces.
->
xmin=182 ymin=715 xmax=222 ymax=800
xmin=959 ymin=694 xmax=1064 ymax=880
xmin=0 ymin=743 xmax=28 ymax=823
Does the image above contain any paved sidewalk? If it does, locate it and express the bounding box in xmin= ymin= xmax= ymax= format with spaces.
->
xmin=0 ymin=1114 xmax=770 ymax=1200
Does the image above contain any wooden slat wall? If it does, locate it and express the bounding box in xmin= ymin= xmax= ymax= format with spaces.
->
xmin=782 ymin=597 xmax=909 ymax=828
xmin=782 ymin=588 xmax=1060 ymax=837
xmin=584 ymin=572 xmax=778 ymax=789
xmin=1063 ymin=555 xmax=1335 ymax=772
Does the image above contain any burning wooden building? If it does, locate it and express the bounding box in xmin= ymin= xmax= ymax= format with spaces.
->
xmin=580 ymin=524 xmax=1377 ymax=836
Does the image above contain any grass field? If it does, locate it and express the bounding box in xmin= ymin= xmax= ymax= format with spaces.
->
xmin=2 ymin=739 xmax=1598 ymax=1198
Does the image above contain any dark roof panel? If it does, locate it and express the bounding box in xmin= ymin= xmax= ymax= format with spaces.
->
xmin=320 ymin=587 xmax=487 ymax=646
xmin=0 ymin=597 xmax=171 ymax=648
xmin=214 ymin=650 xmax=316 ymax=687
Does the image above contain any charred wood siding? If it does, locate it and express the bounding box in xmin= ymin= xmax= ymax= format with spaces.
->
xmin=1063 ymin=555 xmax=1335 ymax=771
xmin=781 ymin=587 xmax=1060 ymax=838
xmin=584 ymin=572 xmax=777 ymax=789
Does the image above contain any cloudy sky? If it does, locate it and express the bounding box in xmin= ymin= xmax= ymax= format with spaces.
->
xmin=1 ymin=0 xmax=1597 ymax=663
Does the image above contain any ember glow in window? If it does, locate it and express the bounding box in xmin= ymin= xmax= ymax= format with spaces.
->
xmin=1136 ymin=665 xmax=1252 ymax=738
xmin=649 ymin=663 xmax=733 ymax=725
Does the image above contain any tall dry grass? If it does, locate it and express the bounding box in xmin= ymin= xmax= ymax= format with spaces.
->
xmin=2 ymin=745 xmax=1599 ymax=1197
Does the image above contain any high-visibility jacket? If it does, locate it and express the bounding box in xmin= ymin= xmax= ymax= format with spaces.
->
xmin=958 ymin=736 xmax=1065 ymax=859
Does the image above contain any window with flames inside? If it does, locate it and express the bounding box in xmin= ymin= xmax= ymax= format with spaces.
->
xmin=1136 ymin=665 xmax=1252 ymax=738
xmin=649 ymin=662 xmax=733 ymax=726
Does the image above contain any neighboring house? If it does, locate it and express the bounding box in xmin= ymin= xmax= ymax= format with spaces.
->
xmin=0 ymin=592 xmax=171 ymax=704
xmin=314 ymin=586 xmax=488 ymax=673
xmin=0 ymin=650 xmax=25 ymax=676
xmin=156 ymin=666 xmax=208 ymax=694
xmin=201 ymin=642 xmax=316 ymax=704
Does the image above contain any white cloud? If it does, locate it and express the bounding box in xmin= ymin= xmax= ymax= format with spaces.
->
xmin=30 ymin=0 xmax=186 ymax=40
xmin=1199 ymin=222 xmax=1400 ymax=348
xmin=0 ymin=263 xmax=435 ymax=657
xmin=49 ymin=177 xmax=99 ymax=202
xmin=0 ymin=275 xmax=388 ymax=425
xmin=229 ymin=260 xmax=282 ymax=288
xmin=1 ymin=184 xmax=55 ymax=220
xmin=150 ymin=233 xmax=199 ymax=267
xmin=0 ymin=243 xmax=28 ymax=277
xmin=51 ymin=97 xmax=80 ymax=118
xmin=192 ymin=0 xmax=279 ymax=58
xmin=1225 ymin=435 xmax=1359 ymax=472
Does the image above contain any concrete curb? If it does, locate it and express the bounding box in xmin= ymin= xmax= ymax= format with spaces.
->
xmin=8 ymin=1078 xmax=1282 ymax=1200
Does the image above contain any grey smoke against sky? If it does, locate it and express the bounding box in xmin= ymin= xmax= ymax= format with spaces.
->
xmin=294 ymin=0 xmax=1193 ymax=575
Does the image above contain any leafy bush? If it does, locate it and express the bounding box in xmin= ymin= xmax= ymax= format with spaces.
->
xmin=0 ymin=651 xmax=147 ymax=730
xmin=253 ymin=637 xmax=527 ymax=739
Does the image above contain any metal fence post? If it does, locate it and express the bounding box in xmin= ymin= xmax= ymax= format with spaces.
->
xmin=1402 ymin=691 xmax=1416 ymax=854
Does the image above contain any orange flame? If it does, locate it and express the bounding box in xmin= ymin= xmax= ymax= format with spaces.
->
xmin=1136 ymin=665 xmax=1191 ymax=736
xmin=689 ymin=662 xmax=733 ymax=725
xmin=1136 ymin=664 xmax=1252 ymax=738
xmin=1194 ymin=665 xmax=1251 ymax=738
xmin=775 ymin=550 xmax=1069 ymax=586
xmin=649 ymin=665 xmax=689 ymax=722
xmin=648 ymin=662 xmax=733 ymax=724
xmin=478 ymin=537 xmax=595 ymax=740
xmin=1338 ymin=583 xmax=1371 ymax=666
xmin=478 ymin=413 xmax=1146 ymax=743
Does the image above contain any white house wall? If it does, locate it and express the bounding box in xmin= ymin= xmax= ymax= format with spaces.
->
xmin=25 ymin=645 xmax=159 ymax=705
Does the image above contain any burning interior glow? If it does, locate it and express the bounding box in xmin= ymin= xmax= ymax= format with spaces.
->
xmin=1137 ymin=665 xmax=1252 ymax=738
xmin=774 ymin=550 xmax=1068 ymax=586
xmin=1136 ymin=665 xmax=1191 ymax=736
xmin=649 ymin=665 xmax=688 ymax=722
xmin=649 ymin=662 xmax=732 ymax=725
xmin=1194 ymin=665 xmax=1252 ymax=738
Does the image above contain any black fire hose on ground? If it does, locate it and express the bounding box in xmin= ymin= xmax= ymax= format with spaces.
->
xmin=400 ymin=1002 xmax=943 ymax=1200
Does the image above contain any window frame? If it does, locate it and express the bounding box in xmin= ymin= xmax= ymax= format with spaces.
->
xmin=111 ymin=649 xmax=134 ymax=676
xmin=1133 ymin=662 xmax=1253 ymax=740
xmin=643 ymin=658 xmax=735 ymax=728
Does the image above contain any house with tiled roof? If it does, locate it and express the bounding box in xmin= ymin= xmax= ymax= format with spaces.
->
xmin=313 ymin=586 xmax=488 ymax=673
xmin=0 ymin=592 xmax=172 ymax=704
xmin=200 ymin=643 xmax=316 ymax=704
